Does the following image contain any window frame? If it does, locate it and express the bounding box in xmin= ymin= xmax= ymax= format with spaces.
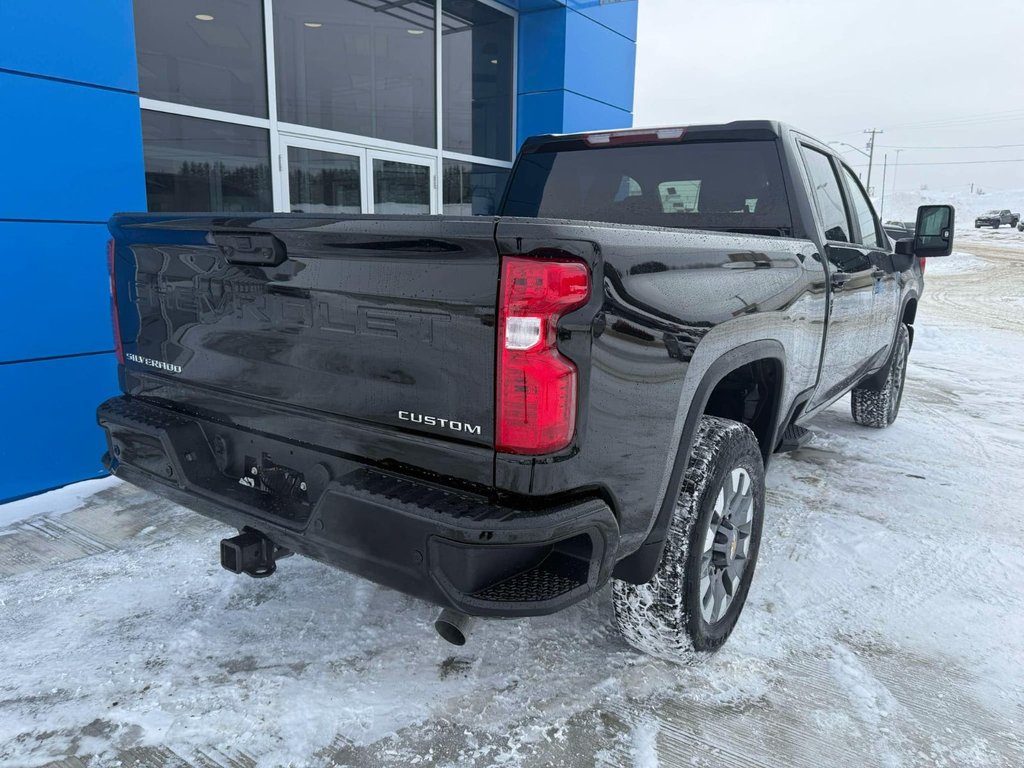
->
xmin=135 ymin=0 xmax=516 ymax=214
xmin=838 ymin=161 xmax=884 ymax=249
xmin=798 ymin=143 xmax=855 ymax=246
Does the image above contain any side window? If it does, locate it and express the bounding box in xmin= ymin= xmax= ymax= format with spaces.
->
xmin=840 ymin=165 xmax=881 ymax=248
xmin=801 ymin=146 xmax=851 ymax=243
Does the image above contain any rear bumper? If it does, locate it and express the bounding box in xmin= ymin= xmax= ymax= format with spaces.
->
xmin=97 ymin=396 xmax=619 ymax=618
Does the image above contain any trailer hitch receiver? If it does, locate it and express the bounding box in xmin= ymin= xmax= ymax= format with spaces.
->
xmin=220 ymin=529 xmax=288 ymax=578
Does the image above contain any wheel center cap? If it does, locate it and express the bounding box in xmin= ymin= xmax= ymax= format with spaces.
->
xmin=713 ymin=525 xmax=741 ymax=567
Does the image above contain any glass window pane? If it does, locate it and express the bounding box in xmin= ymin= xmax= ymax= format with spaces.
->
xmin=840 ymin=165 xmax=881 ymax=248
xmin=288 ymin=148 xmax=362 ymax=214
xmin=801 ymin=147 xmax=851 ymax=243
xmin=275 ymin=0 xmax=436 ymax=148
xmin=442 ymin=0 xmax=514 ymax=161
xmin=443 ymin=160 xmax=509 ymax=215
xmin=133 ymin=0 xmax=268 ymax=117
xmin=142 ymin=111 xmax=272 ymax=212
xmin=373 ymin=159 xmax=430 ymax=214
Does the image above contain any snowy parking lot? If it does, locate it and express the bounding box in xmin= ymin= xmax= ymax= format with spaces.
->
xmin=2 ymin=231 xmax=1023 ymax=768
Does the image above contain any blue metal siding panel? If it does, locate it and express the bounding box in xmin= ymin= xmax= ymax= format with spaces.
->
xmin=0 ymin=354 xmax=117 ymax=503
xmin=0 ymin=72 xmax=146 ymax=222
xmin=516 ymin=2 xmax=636 ymax=144
xmin=0 ymin=0 xmax=138 ymax=91
xmin=0 ymin=223 xmax=114 ymax=364
xmin=565 ymin=0 xmax=638 ymax=41
xmin=563 ymin=10 xmax=636 ymax=112
xmin=517 ymin=8 xmax=567 ymax=95
xmin=560 ymin=91 xmax=631 ymax=133
xmin=517 ymin=91 xmax=565 ymax=146
xmin=515 ymin=0 xmax=567 ymax=10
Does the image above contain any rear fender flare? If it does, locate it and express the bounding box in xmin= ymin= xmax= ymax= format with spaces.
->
xmin=613 ymin=339 xmax=786 ymax=584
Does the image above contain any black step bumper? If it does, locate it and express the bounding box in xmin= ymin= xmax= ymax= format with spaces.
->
xmin=97 ymin=396 xmax=619 ymax=618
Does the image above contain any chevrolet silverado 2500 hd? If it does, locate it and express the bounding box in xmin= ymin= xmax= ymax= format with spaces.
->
xmin=98 ymin=122 xmax=955 ymax=661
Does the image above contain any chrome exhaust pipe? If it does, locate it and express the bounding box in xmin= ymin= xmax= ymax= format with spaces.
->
xmin=434 ymin=609 xmax=476 ymax=646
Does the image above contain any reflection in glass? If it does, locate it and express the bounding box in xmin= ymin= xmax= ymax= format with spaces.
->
xmin=801 ymin=147 xmax=850 ymax=243
xmin=373 ymin=159 xmax=430 ymax=215
xmin=443 ymin=161 xmax=510 ymax=215
xmin=133 ymin=0 xmax=268 ymax=117
xmin=288 ymin=148 xmax=362 ymax=214
xmin=841 ymin=166 xmax=881 ymax=248
xmin=275 ymin=0 xmax=436 ymax=147
xmin=442 ymin=0 xmax=514 ymax=161
xmin=142 ymin=111 xmax=272 ymax=212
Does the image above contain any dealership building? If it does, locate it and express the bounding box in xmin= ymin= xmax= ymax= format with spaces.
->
xmin=0 ymin=0 xmax=638 ymax=501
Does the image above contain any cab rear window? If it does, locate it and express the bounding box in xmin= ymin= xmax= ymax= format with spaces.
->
xmin=502 ymin=140 xmax=792 ymax=234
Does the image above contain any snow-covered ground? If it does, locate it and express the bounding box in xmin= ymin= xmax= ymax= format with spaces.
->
xmin=2 ymin=242 xmax=1023 ymax=768
xmin=882 ymin=187 xmax=1024 ymax=234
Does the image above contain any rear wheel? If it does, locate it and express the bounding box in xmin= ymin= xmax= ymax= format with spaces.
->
xmin=612 ymin=416 xmax=765 ymax=663
xmin=851 ymin=323 xmax=910 ymax=428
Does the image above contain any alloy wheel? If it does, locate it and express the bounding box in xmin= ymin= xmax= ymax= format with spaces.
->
xmin=699 ymin=467 xmax=755 ymax=625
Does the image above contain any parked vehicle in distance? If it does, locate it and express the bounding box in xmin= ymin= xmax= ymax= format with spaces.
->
xmin=98 ymin=121 xmax=955 ymax=662
xmin=974 ymin=209 xmax=1019 ymax=228
xmin=1018 ymin=220 xmax=1023 ymax=232
xmin=883 ymin=220 xmax=915 ymax=240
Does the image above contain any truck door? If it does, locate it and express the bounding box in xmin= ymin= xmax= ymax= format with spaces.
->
xmin=838 ymin=162 xmax=901 ymax=355
xmin=799 ymin=145 xmax=881 ymax=409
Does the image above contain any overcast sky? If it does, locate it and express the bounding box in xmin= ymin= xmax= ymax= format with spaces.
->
xmin=634 ymin=0 xmax=1024 ymax=195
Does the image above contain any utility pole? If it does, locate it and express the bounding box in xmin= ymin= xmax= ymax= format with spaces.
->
xmin=880 ymin=154 xmax=888 ymax=219
xmin=891 ymin=149 xmax=903 ymax=201
xmin=864 ymin=128 xmax=883 ymax=196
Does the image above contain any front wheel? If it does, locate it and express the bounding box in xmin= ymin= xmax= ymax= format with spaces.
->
xmin=612 ymin=416 xmax=765 ymax=663
xmin=851 ymin=323 xmax=910 ymax=428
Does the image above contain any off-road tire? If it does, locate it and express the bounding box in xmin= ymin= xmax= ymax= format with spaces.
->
xmin=612 ymin=416 xmax=765 ymax=663
xmin=851 ymin=323 xmax=910 ymax=428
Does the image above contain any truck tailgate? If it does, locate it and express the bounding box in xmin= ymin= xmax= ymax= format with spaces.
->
xmin=108 ymin=214 xmax=499 ymax=472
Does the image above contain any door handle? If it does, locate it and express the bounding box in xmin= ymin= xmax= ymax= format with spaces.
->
xmin=871 ymin=269 xmax=887 ymax=280
xmin=213 ymin=232 xmax=287 ymax=267
xmin=830 ymin=272 xmax=849 ymax=289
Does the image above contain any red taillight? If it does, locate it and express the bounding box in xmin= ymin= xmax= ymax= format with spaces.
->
xmin=919 ymin=257 xmax=926 ymax=275
xmin=496 ymin=256 xmax=590 ymax=454
xmin=108 ymin=239 xmax=125 ymax=364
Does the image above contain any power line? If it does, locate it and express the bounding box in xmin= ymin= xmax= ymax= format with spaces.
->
xmin=848 ymin=157 xmax=1024 ymax=167
xmin=877 ymin=143 xmax=1024 ymax=150
xmin=836 ymin=109 xmax=1024 ymax=138
xmin=882 ymin=108 xmax=1024 ymax=131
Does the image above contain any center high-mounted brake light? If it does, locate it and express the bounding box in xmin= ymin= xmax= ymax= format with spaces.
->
xmin=107 ymin=239 xmax=125 ymax=365
xmin=496 ymin=256 xmax=590 ymax=455
xmin=584 ymin=127 xmax=686 ymax=146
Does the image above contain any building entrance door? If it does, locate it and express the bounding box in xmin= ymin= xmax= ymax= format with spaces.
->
xmin=282 ymin=138 xmax=436 ymax=215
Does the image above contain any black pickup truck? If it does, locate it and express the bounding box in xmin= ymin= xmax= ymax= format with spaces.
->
xmin=98 ymin=121 xmax=954 ymax=662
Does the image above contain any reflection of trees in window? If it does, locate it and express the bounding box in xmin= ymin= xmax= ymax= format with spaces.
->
xmin=146 ymin=161 xmax=270 ymax=212
xmin=290 ymin=168 xmax=360 ymax=208
xmin=442 ymin=161 xmax=509 ymax=215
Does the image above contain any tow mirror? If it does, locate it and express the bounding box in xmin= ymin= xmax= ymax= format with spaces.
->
xmin=913 ymin=204 xmax=955 ymax=257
